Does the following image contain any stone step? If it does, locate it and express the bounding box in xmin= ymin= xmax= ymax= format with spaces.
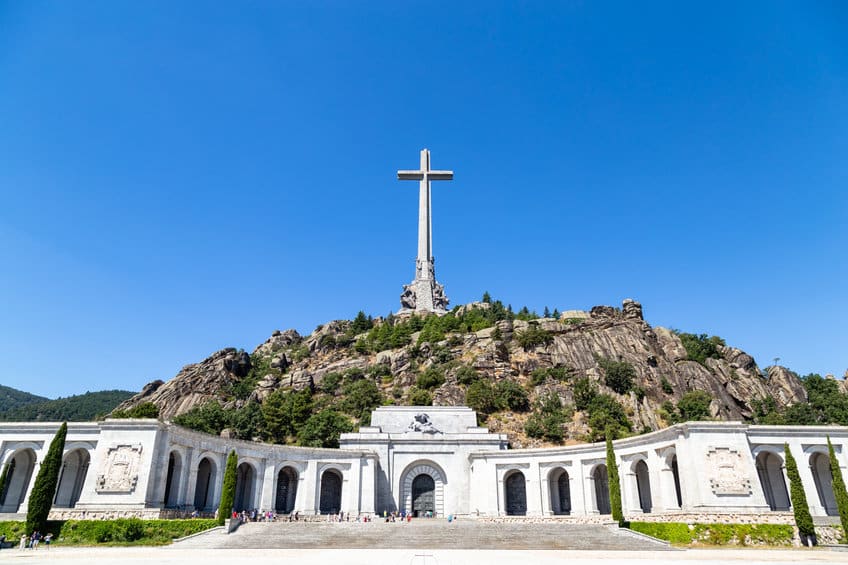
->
xmin=172 ymin=519 xmax=671 ymax=550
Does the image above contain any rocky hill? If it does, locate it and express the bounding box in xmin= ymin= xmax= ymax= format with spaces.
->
xmin=115 ymin=299 xmax=845 ymax=447
xmin=0 ymin=387 xmax=135 ymax=421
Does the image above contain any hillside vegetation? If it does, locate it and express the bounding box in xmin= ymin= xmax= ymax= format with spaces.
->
xmin=0 ymin=389 xmax=135 ymax=422
xmin=115 ymin=295 xmax=847 ymax=448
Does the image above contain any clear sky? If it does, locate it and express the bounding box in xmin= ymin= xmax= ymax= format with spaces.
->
xmin=1 ymin=2 xmax=846 ymax=398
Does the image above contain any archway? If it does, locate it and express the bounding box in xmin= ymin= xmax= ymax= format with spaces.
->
xmin=193 ymin=457 xmax=216 ymax=511
xmin=548 ymin=467 xmax=571 ymax=515
xmin=810 ymin=452 xmax=838 ymax=516
xmin=163 ymin=451 xmax=183 ymax=508
xmin=593 ymin=464 xmax=611 ymax=514
xmin=400 ymin=462 xmax=446 ymax=517
xmin=275 ymin=466 xmax=298 ymax=514
xmin=504 ymin=471 xmax=527 ymax=516
xmin=234 ymin=462 xmax=255 ymax=512
xmin=755 ymin=451 xmax=789 ymax=511
xmin=54 ymin=449 xmax=90 ymax=508
xmin=0 ymin=449 xmax=36 ymax=512
xmin=319 ymin=469 xmax=342 ymax=514
xmin=634 ymin=460 xmax=652 ymax=513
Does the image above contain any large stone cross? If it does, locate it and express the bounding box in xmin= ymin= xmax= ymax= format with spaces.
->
xmin=397 ymin=149 xmax=453 ymax=313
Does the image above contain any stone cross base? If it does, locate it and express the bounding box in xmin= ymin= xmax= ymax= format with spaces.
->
xmin=400 ymin=277 xmax=449 ymax=315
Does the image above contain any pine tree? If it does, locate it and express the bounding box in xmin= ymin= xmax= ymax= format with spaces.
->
xmin=217 ymin=450 xmax=238 ymax=526
xmin=552 ymin=308 xmax=560 ymax=319
xmin=606 ymin=430 xmax=624 ymax=525
xmin=543 ymin=306 xmax=551 ymax=318
xmin=784 ymin=443 xmax=816 ymax=545
xmin=26 ymin=422 xmax=67 ymax=534
xmin=482 ymin=291 xmax=492 ymax=304
xmin=827 ymin=436 xmax=848 ymax=541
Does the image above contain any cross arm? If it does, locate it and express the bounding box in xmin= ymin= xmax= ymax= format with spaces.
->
xmin=398 ymin=171 xmax=424 ymax=180
xmin=427 ymin=171 xmax=453 ymax=181
xmin=397 ymin=170 xmax=454 ymax=181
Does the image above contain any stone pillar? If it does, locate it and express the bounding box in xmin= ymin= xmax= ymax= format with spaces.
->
xmin=359 ymin=458 xmax=376 ymax=514
xmin=296 ymin=460 xmax=319 ymax=515
xmin=623 ymin=469 xmax=641 ymax=514
xmin=260 ymin=461 xmax=276 ymax=512
xmin=526 ymin=461 xmax=543 ymax=517
xmin=177 ymin=447 xmax=193 ymax=508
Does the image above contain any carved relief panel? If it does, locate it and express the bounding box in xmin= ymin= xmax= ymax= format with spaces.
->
xmin=96 ymin=444 xmax=143 ymax=493
xmin=706 ymin=447 xmax=752 ymax=495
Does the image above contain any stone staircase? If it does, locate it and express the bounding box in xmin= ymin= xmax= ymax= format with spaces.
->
xmin=172 ymin=518 xmax=671 ymax=550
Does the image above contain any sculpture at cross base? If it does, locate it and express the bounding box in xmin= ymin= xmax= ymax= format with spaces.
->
xmin=397 ymin=148 xmax=453 ymax=314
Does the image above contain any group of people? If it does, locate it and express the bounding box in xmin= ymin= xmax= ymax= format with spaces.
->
xmin=18 ymin=531 xmax=52 ymax=550
xmin=231 ymin=509 xmax=281 ymax=523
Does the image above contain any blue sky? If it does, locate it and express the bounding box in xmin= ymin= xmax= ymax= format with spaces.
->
xmin=1 ymin=2 xmax=846 ymax=398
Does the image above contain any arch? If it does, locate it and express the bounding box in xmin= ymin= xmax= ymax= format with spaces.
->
xmin=319 ymin=469 xmax=343 ymax=514
xmin=234 ymin=462 xmax=256 ymax=512
xmin=163 ymin=451 xmax=183 ymax=507
xmin=593 ymin=464 xmax=611 ymax=515
xmin=0 ymin=449 xmax=36 ymax=512
xmin=193 ymin=457 xmax=217 ymax=511
xmin=275 ymin=466 xmax=298 ymax=514
xmin=633 ymin=459 xmax=652 ymax=513
xmin=400 ymin=461 xmax=447 ymax=517
xmin=548 ymin=467 xmax=571 ymax=515
xmin=504 ymin=470 xmax=527 ymax=516
xmin=755 ymin=451 xmax=789 ymax=511
xmin=810 ymin=452 xmax=838 ymax=516
xmin=54 ymin=449 xmax=90 ymax=508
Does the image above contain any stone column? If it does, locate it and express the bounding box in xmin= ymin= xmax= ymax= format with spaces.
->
xmin=526 ymin=461 xmax=543 ymax=517
xmin=260 ymin=461 xmax=276 ymax=511
xmin=296 ymin=460 xmax=319 ymax=515
xmin=623 ymin=469 xmax=641 ymax=514
xmin=177 ymin=447 xmax=193 ymax=508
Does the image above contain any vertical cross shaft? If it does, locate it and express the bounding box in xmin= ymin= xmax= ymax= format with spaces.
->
xmin=397 ymin=149 xmax=454 ymax=313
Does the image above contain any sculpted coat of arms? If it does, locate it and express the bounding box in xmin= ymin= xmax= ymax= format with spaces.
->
xmin=96 ymin=444 xmax=143 ymax=493
xmin=706 ymin=447 xmax=752 ymax=495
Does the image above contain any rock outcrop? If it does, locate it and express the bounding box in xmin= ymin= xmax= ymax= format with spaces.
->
xmin=117 ymin=300 xmax=815 ymax=444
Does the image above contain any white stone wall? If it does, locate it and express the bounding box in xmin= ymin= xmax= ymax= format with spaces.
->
xmin=0 ymin=415 xmax=846 ymax=522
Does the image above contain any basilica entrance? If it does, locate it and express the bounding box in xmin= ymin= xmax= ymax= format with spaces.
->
xmin=411 ymin=474 xmax=435 ymax=517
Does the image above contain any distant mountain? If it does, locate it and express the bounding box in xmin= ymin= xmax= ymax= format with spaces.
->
xmin=0 ymin=384 xmax=49 ymax=414
xmin=0 ymin=388 xmax=136 ymax=422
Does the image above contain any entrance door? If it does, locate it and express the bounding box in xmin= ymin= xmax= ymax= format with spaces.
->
xmin=411 ymin=474 xmax=435 ymax=517
xmin=505 ymin=472 xmax=527 ymax=516
xmin=319 ymin=470 xmax=342 ymax=514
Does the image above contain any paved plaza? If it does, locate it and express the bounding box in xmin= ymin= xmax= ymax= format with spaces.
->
xmin=1 ymin=547 xmax=846 ymax=565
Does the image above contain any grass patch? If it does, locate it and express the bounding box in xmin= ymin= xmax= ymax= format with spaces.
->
xmin=0 ymin=519 xmax=218 ymax=546
xmin=628 ymin=522 xmax=794 ymax=546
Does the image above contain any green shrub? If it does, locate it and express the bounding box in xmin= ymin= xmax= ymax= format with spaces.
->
xmin=416 ymin=366 xmax=446 ymax=390
xmin=586 ymin=394 xmax=631 ymax=441
xmin=262 ymin=388 xmax=313 ymax=443
xmin=597 ymin=357 xmax=635 ymax=395
xmin=0 ymin=519 xmax=219 ymax=546
xmin=676 ymin=332 xmax=725 ymax=366
xmin=515 ymin=324 xmax=554 ymax=351
xmin=676 ymin=390 xmax=712 ymax=421
xmin=217 ymin=450 xmax=237 ymax=525
xmin=366 ymin=364 xmax=392 ymax=379
xmin=530 ymin=366 xmax=572 ymax=387
xmin=408 ymin=387 xmax=433 ymax=406
xmin=340 ymin=379 xmax=382 ymax=418
xmin=496 ymin=380 xmax=530 ymax=412
xmin=320 ymin=372 xmax=343 ymax=394
xmin=27 ymin=422 xmax=67 ymax=534
xmin=628 ymin=522 xmax=692 ymax=544
xmin=297 ymin=410 xmax=353 ymax=448
xmin=573 ymin=378 xmax=598 ymax=410
xmin=455 ymin=365 xmax=479 ymax=385
xmin=660 ymin=377 xmax=673 ymax=394
xmin=172 ymin=401 xmax=231 ymax=436
xmin=465 ymin=380 xmax=500 ymax=416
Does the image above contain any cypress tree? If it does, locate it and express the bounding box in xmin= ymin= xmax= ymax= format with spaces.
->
xmin=827 ymin=436 xmax=848 ymax=541
xmin=217 ymin=450 xmax=238 ymax=526
xmin=26 ymin=422 xmax=67 ymax=535
xmin=606 ymin=430 xmax=624 ymax=525
xmin=784 ymin=443 xmax=816 ymax=545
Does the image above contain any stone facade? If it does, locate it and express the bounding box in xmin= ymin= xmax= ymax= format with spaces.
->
xmin=0 ymin=410 xmax=846 ymax=524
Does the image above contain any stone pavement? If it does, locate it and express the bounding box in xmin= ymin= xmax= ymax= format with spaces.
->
xmin=171 ymin=519 xmax=670 ymax=550
xmin=2 ymin=547 xmax=845 ymax=565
